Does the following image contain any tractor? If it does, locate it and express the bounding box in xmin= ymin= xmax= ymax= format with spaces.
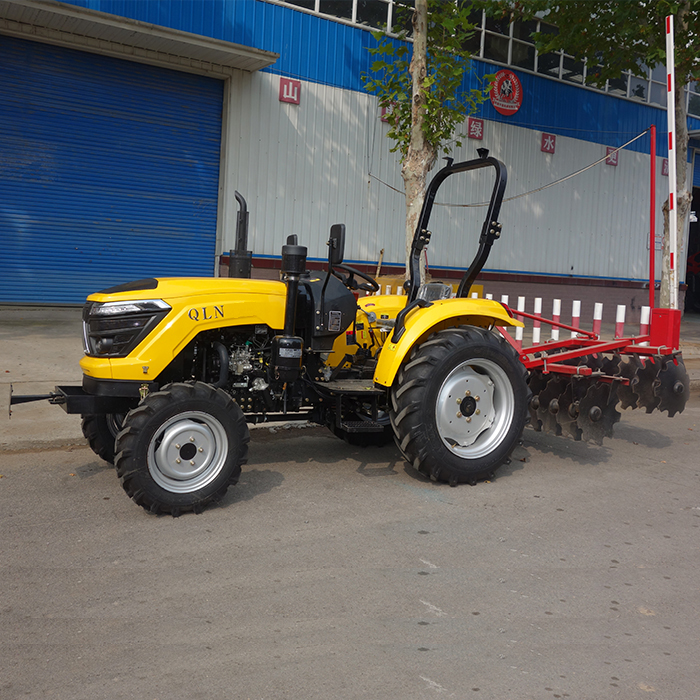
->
xmin=10 ymin=151 xmax=689 ymax=515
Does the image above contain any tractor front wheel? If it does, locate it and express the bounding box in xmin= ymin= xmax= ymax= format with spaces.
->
xmin=390 ymin=327 xmax=529 ymax=485
xmin=115 ymin=382 xmax=249 ymax=515
xmin=81 ymin=413 xmax=125 ymax=465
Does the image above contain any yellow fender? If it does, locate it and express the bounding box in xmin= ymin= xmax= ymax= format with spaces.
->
xmin=372 ymin=298 xmax=523 ymax=387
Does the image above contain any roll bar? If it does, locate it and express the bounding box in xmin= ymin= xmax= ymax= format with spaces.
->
xmin=406 ymin=150 xmax=507 ymax=302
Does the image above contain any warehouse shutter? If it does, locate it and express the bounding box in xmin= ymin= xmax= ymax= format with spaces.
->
xmin=0 ymin=35 xmax=223 ymax=304
xmin=694 ymin=150 xmax=700 ymax=187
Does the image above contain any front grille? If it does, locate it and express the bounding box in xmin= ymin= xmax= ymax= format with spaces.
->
xmin=82 ymin=299 xmax=170 ymax=358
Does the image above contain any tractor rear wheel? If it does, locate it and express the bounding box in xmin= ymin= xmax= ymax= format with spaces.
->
xmin=390 ymin=326 xmax=529 ymax=485
xmin=115 ymin=382 xmax=249 ymax=515
xmin=81 ymin=413 xmax=125 ymax=465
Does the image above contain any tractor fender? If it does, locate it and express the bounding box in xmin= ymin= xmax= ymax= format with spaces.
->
xmin=372 ymin=298 xmax=522 ymax=387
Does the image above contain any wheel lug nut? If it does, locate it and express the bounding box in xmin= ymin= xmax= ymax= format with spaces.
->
xmin=475 ymin=409 xmax=480 ymax=415
xmin=175 ymin=444 xmax=180 ymax=449
xmin=198 ymin=447 xmax=204 ymax=453
xmin=189 ymin=436 xmax=195 ymax=442
xmin=190 ymin=460 xmax=195 ymax=466
xmin=465 ymin=390 xmax=471 ymax=396
xmin=457 ymin=412 xmax=462 ymax=418
xmin=176 ymin=458 xmax=181 ymax=464
xmin=466 ymin=417 xmax=471 ymax=423
xmin=475 ymin=395 xmax=480 ymax=401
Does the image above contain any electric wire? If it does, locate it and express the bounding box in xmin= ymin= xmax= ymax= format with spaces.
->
xmin=368 ymin=128 xmax=651 ymax=208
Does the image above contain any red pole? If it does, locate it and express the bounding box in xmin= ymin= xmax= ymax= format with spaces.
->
xmin=649 ymin=124 xmax=656 ymax=310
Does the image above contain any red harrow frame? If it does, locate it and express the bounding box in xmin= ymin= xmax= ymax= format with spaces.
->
xmin=496 ymin=305 xmax=689 ymax=444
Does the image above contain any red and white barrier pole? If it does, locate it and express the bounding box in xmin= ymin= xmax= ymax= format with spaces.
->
xmin=640 ymin=305 xmax=651 ymax=345
xmin=666 ymin=15 xmax=679 ymax=310
xmin=515 ymin=296 xmax=525 ymax=350
xmin=592 ymin=302 xmax=603 ymax=337
xmin=614 ymin=304 xmax=626 ymax=338
xmin=570 ymin=300 xmax=581 ymax=338
xmin=532 ymin=297 xmax=542 ymax=344
xmin=551 ymin=298 xmax=561 ymax=340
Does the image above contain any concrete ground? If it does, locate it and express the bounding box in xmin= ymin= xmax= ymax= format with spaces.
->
xmin=2 ymin=306 xmax=700 ymax=699
xmin=1 ymin=392 xmax=699 ymax=700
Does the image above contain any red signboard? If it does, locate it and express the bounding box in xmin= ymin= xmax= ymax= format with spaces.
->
xmin=489 ymin=70 xmax=523 ymax=116
xmin=541 ymin=133 xmax=556 ymax=154
xmin=468 ymin=117 xmax=484 ymax=140
xmin=279 ymin=77 xmax=301 ymax=105
xmin=606 ymin=146 xmax=619 ymax=166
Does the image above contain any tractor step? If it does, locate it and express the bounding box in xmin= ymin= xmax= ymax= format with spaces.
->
xmin=313 ymin=378 xmax=384 ymax=396
xmin=338 ymin=420 xmax=386 ymax=433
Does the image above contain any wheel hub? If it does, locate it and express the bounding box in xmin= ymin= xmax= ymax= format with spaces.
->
xmin=147 ymin=411 xmax=229 ymax=493
xmin=435 ymin=357 xmax=516 ymax=459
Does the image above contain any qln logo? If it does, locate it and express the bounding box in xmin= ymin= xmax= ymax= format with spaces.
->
xmin=279 ymin=77 xmax=301 ymax=105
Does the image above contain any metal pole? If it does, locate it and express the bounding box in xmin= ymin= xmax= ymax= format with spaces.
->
xmin=649 ymin=124 xmax=656 ymax=310
xmin=665 ymin=15 xmax=678 ymax=309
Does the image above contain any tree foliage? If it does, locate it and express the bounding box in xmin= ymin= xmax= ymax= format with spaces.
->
xmin=364 ymin=1 xmax=491 ymax=161
xmin=363 ymin=0 xmax=493 ymax=276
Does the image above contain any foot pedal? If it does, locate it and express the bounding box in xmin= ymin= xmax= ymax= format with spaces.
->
xmin=339 ymin=420 xmax=385 ymax=433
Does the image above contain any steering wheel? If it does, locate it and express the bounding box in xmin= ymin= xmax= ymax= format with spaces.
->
xmin=332 ymin=264 xmax=379 ymax=293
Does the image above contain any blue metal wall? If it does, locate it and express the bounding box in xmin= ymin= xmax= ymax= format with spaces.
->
xmin=0 ymin=35 xmax=223 ymax=304
xmin=63 ymin=0 xmax=700 ymax=158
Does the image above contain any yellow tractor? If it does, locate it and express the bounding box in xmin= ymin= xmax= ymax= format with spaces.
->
xmin=13 ymin=153 xmax=530 ymax=514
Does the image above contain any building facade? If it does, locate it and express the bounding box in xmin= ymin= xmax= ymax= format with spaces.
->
xmin=2 ymin=0 xmax=699 ymax=319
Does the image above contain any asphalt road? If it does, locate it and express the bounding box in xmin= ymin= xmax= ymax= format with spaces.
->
xmin=2 ymin=394 xmax=700 ymax=700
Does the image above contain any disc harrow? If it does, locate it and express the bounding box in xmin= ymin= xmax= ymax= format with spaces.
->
xmin=498 ymin=305 xmax=689 ymax=446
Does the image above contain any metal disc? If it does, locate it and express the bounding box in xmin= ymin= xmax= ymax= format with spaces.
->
xmin=576 ymin=382 xmax=621 ymax=445
xmin=527 ymin=370 xmax=549 ymax=431
xmin=617 ymin=355 xmax=643 ymax=410
xmin=536 ymin=377 xmax=568 ymax=436
xmin=633 ymin=355 xmax=662 ymax=413
xmin=655 ymin=357 xmax=690 ymax=417
xmin=556 ymin=378 xmax=588 ymax=441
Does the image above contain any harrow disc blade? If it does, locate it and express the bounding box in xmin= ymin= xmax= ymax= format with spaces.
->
xmin=617 ymin=355 xmax=644 ymax=410
xmin=599 ymin=353 xmax=622 ymax=377
xmin=556 ymin=379 xmax=586 ymax=441
xmin=576 ymin=382 xmax=621 ymax=445
xmin=536 ymin=377 xmax=568 ymax=436
xmin=632 ymin=356 xmax=662 ymax=413
xmin=527 ymin=371 xmax=550 ymax=431
xmin=655 ymin=357 xmax=690 ymax=417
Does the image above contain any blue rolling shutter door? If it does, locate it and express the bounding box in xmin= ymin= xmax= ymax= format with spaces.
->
xmin=0 ymin=36 xmax=223 ymax=304
xmin=694 ymin=151 xmax=700 ymax=187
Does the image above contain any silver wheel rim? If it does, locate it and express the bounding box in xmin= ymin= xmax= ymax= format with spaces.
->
xmin=435 ymin=358 xmax=515 ymax=458
xmin=147 ymin=411 xmax=229 ymax=493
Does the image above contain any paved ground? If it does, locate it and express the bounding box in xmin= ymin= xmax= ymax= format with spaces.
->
xmin=1 ymin=305 xmax=700 ymax=699
xmin=1 ymin=392 xmax=699 ymax=700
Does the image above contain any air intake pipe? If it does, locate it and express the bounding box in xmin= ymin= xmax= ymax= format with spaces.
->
xmin=271 ymin=236 xmax=306 ymax=383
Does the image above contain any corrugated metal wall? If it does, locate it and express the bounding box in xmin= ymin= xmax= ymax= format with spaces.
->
xmin=0 ymin=35 xmax=223 ymax=304
xmin=223 ymin=72 xmax=672 ymax=282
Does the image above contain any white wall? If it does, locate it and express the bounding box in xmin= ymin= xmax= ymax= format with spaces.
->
xmin=220 ymin=71 xmax=678 ymax=282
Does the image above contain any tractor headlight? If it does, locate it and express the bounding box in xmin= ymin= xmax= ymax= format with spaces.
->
xmin=83 ymin=299 xmax=171 ymax=357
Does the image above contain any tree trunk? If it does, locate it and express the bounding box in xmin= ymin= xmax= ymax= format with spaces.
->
xmin=660 ymin=2 xmax=692 ymax=309
xmin=401 ymin=0 xmax=436 ymax=282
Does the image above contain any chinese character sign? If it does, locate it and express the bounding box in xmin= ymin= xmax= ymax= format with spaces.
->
xmin=468 ymin=117 xmax=484 ymax=140
xmin=662 ymin=158 xmax=669 ymax=176
xmin=605 ymin=146 xmax=619 ymax=166
xmin=279 ymin=78 xmax=301 ymax=105
xmin=541 ymin=133 xmax=556 ymax=154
